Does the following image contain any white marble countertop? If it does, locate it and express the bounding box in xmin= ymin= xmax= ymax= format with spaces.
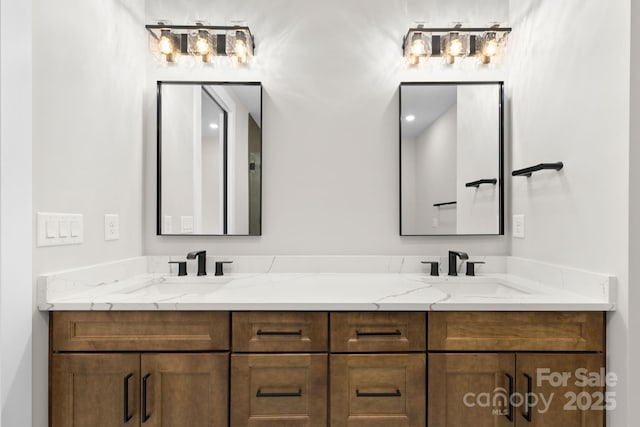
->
xmin=37 ymin=256 xmax=616 ymax=311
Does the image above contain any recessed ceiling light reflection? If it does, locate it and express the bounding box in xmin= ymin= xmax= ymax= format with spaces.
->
xmin=209 ymin=123 xmax=219 ymax=129
xmin=405 ymin=115 xmax=416 ymax=122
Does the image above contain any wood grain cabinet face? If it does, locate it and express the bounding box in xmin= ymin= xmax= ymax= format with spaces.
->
xmin=428 ymin=353 xmax=605 ymax=427
xmin=141 ymin=353 xmax=229 ymax=427
xmin=231 ymin=354 xmax=327 ymax=427
xmin=428 ymin=312 xmax=604 ymax=352
xmin=51 ymin=354 xmax=140 ymax=427
xmin=515 ymin=354 xmax=604 ymax=427
xmin=330 ymin=354 xmax=426 ymax=427
xmin=232 ymin=312 xmax=328 ymax=353
xmin=51 ymin=311 xmax=230 ymax=352
xmin=330 ymin=312 xmax=426 ymax=353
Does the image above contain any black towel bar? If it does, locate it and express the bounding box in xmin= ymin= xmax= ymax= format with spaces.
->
xmin=512 ymin=162 xmax=563 ymax=177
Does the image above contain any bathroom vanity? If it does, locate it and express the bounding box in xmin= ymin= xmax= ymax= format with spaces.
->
xmin=41 ymin=258 xmax=613 ymax=427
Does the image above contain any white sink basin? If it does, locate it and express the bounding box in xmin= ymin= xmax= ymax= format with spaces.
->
xmin=430 ymin=280 xmax=531 ymax=297
xmin=125 ymin=276 xmax=234 ymax=296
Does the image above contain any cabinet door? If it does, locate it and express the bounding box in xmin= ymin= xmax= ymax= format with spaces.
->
xmin=330 ymin=354 xmax=426 ymax=427
xmin=141 ymin=353 xmax=229 ymax=427
xmin=231 ymin=354 xmax=327 ymax=426
xmin=428 ymin=353 xmax=515 ymax=427
xmin=516 ymin=354 xmax=605 ymax=427
xmin=51 ymin=353 xmax=140 ymax=427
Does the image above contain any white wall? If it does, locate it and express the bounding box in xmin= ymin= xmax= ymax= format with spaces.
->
xmin=507 ymin=0 xmax=630 ymax=425
xmin=0 ymin=0 xmax=33 ymax=424
xmin=144 ymin=0 xmax=509 ymax=256
xmin=31 ymin=1 xmax=146 ymax=425
xmin=629 ymin=0 xmax=640 ymax=419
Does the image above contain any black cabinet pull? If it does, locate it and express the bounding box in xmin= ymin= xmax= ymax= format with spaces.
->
xmin=123 ymin=373 xmax=133 ymax=423
xmin=256 ymin=329 xmax=303 ymax=336
xmin=356 ymin=389 xmax=402 ymax=398
xmin=523 ymin=373 xmax=532 ymax=422
xmin=356 ymin=329 xmax=402 ymax=337
xmin=142 ymin=373 xmax=151 ymax=422
xmin=505 ymin=373 xmax=514 ymax=422
xmin=256 ymin=388 xmax=302 ymax=398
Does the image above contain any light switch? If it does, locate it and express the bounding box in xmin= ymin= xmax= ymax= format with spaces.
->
xmin=46 ymin=220 xmax=58 ymax=238
xmin=58 ymin=220 xmax=70 ymax=237
xmin=104 ymin=214 xmax=120 ymax=241
xmin=37 ymin=213 xmax=83 ymax=247
xmin=513 ymin=214 xmax=526 ymax=239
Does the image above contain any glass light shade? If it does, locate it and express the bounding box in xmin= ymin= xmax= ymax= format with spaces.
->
xmin=441 ymin=31 xmax=470 ymax=64
xmin=188 ymin=29 xmax=215 ymax=62
xmin=157 ymin=29 xmax=178 ymax=62
xmin=226 ymin=29 xmax=253 ymax=64
xmin=478 ymin=30 xmax=507 ymax=64
xmin=404 ymin=31 xmax=432 ymax=66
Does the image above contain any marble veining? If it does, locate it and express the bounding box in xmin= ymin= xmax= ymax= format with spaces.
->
xmin=38 ymin=256 xmax=616 ymax=312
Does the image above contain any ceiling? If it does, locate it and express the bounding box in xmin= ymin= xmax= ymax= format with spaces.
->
xmin=401 ymin=85 xmax=457 ymax=138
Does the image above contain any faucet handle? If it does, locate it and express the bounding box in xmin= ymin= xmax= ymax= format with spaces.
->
xmin=214 ymin=260 xmax=233 ymax=276
xmin=465 ymin=261 xmax=485 ymax=277
xmin=168 ymin=261 xmax=187 ymax=276
xmin=421 ymin=261 xmax=440 ymax=277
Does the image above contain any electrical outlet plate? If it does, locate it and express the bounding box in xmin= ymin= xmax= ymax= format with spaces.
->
xmin=37 ymin=213 xmax=83 ymax=247
xmin=513 ymin=214 xmax=526 ymax=239
xmin=104 ymin=214 xmax=120 ymax=241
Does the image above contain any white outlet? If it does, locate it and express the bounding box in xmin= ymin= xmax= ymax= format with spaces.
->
xmin=37 ymin=213 xmax=83 ymax=247
xmin=104 ymin=214 xmax=120 ymax=241
xmin=513 ymin=214 xmax=526 ymax=239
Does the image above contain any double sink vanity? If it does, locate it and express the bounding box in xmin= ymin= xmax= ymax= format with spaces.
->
xmin=40 ymin=255 xmax=614 ymax=427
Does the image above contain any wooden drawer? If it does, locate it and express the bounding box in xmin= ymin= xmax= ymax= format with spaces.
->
xmin=330 ymin=354 xmax=426 ymax=427
xmin=51 ymin=311 xmax=230 ymax=351
xmin=232 ymin=312 xmax=328 ymax=352
xmin=330 ymin=312 xmax=426 ymax=352
xmin=428 ymin=312 xmax=604 ymax=352
xmin=231 ymin=354 xmax=327 ymax=427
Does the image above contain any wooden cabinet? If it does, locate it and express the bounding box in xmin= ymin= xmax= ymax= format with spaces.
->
xmin=232 ymin=312 xmax=328 ymax=353
xmin=231 ymin=354 xmax=327 ymax=426
xmin=50 ymin=312 xmax=230 ymax=427
xmin=51 ymin=353 xmax=140 ymax=427
xmin=141 ymin=353 xmax=229 ymax=427
xmin=330 ymin=312 xmax=426 ymax=353
xmin=427 ymin=312 xmax=606 ymax=427
xmin=330 ymin=354 xmax=426 ymax=427
xmin=50 ymin=310 xmax=608 ymax=427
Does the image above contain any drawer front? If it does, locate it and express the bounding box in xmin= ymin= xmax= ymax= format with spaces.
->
xmin=231 ymin=354 xmax=327 ymax=427
xmin=51 ymin=311 xmax=230 ymax=351
xmin=232 ymin=312 xmax=328 ymax=352
xmin=330 ymin=354 xmax=426 ymax=427
xmin=330 ymin=312 xmax=426 ymax=352
xmin=428 ymin=312 xmax=605 ymax=352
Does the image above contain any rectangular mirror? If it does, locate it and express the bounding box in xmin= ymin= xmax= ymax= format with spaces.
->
xmin=157 ymin=81 xmax=262 ymax=236
xmin=400 ymin=82 xmax=504 ymax=236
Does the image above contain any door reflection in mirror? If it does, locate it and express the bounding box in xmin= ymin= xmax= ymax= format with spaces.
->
xmin=400 ymin=82 xmax=504 ymax=236
xmin=158 ymin=82 xmax=262 ymax=236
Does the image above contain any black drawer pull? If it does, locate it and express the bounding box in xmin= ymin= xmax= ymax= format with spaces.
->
xmin=256 ymin=388 xmax=302 ymax=398
xmin=256 ymin=329 xmax=303 ymax=336
xmin=523 ymin=373 xmax=533 ymax=422
xmin=356 ymin=389 xmax=402 ymax=398
xmin=355 ymin=330 xmax=402 ymax=337
xmin=123 ymin=373 xmax=133 ymax=423
xmin=505 ymin=373 xmax=514 ymax=422
xmin=142 ymin=373 xmax=151 ymax=422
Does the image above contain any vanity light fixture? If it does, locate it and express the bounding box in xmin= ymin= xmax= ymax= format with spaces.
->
xmin=403 ymin=23 xmax=511 ymax=66
xmin=146 ymin=21 xmax=255 ymax=64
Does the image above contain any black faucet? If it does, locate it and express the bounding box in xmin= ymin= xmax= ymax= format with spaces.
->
xmin=214 ymin=261 xmax=233 ymax=276
xmin=186 ymin=250 xmax=207 ymax=276
xmin=448 ymin=251 xmax=469 ymax=276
